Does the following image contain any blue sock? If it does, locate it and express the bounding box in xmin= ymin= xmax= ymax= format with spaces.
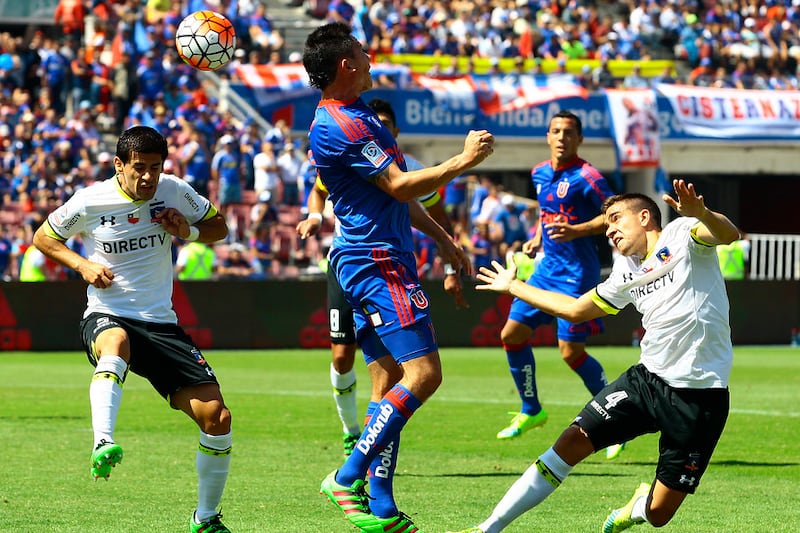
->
xmin=367 ymin=433 xmax=400 ymax=518
xmin=504 ymin=343 xmax=542 ymax=415
xmin=570 ymin=352 xmax=607 ymax=395
xmin=364 ymin=401 xmax=378 ymax=427
xmin=337 ymin=384 xmax=421 ymax=486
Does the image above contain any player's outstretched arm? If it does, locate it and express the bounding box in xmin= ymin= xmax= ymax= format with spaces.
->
xmin=663 ymin=179 xmax=740 ymax=245
xmin=476 ymin=259 xmax=605 ymax=323
xmin=374 ymin=130 xmax=495 ymax=202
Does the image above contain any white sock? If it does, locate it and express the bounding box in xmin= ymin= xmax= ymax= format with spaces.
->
xmin=89 ymin=355 xmax=127 ymax=446
xmin=631 ymin=493 xmax=649 ymax=523
xmin=330 ymin=363 xmax=359 ymax=434
xmin=196 ymin=431 xmax=232 ymax=523
xmin=479 ymin=447 xmax=573 ymax=533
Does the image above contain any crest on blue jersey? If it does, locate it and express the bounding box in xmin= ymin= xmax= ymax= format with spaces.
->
xmin=361 ymin=141 xmax=389 ymax=168
xmin=655 ymin=246 xmax=672 ymax=264
xmin=557 ymin=180 xmax=570 ymax=198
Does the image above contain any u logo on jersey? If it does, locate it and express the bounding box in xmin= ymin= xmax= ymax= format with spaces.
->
xmin=556 ymin=180 xmax=570 ymax=198
xmin=409 ymin=289 xmax=429 ymax=310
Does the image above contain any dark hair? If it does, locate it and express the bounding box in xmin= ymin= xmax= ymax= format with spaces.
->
xmin=116 ymin=126 xmax=168 ymax=163
xmin=303 ymin=22 xmax=356 ymax=90
xmin=602 ymin=193 xmax=662 ymax=230
xmin=367 ymin=98 xmax=396 ymax=126
xmin=549 ymin=110 xmax=582 ymax=136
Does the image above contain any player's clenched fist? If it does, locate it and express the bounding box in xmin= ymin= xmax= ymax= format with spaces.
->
xmin=463 ymin=129 xmax=495 ymax=166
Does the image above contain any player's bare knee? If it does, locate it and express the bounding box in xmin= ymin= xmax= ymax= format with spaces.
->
xmin=501 ymin=321 xmax=530 ymax=345
xmin=202 ymin=404 xmax=232 ymax=434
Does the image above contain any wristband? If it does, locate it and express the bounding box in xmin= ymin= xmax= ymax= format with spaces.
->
xmin=307 ymin=212 xmax=323 ymax=223
xmin=186 ymin=226 xmax=200 ymax=241
xmin=444 ymin=263 xmax=457 ymax=276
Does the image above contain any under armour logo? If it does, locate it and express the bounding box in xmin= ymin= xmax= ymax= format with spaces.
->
xmin=100 ymin=216 xmax=116 ymax=225
xmin=679 ymin=475 xmax=696 ymax=486
xmin=622 ymin=273 xmax=634 ymax=283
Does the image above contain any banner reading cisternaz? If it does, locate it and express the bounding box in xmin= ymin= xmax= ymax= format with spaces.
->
xmin=657 ymin=83 xmax=800 ymax=138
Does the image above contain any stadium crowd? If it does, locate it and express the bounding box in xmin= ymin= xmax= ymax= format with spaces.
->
xmin=1 ymin=0 xmax=798 ymax=281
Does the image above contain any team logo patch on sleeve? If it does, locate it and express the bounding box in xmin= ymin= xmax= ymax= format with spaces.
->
xmin=361 ymin=141 xmax=389 ymax=168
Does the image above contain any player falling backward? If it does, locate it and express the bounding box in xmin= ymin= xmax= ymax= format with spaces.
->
xmin=447 ymin=180 xmax=739 ymax=533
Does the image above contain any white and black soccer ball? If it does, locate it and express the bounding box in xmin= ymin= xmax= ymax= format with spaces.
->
xmin=175 ymin=10 xmax=237 ymax=71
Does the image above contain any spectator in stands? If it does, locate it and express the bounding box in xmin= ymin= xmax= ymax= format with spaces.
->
xmin=210 ymin=134 xmax=243 ymax=223
xmin=217 ymin=242 xmax=258 ymax=279
xmin=717 ymin=233 xmax=750 ymax=281
xmin=252 ymin=139 xmax=280 ymax=201
xmin=249 ymin=3 xmax=284 ymax=62
xmin=492 ymin=193 xmax=529 ymax=261
xmin=688 ymin=57 xmax=715 ymax=86
xmin=111 ymin=50 xmax=136 ymax=132
xmin=248 ymin=219 xmax=274 ymax=277
xmin=54 ymin=0 xmax=86 ymax=41
xmin=264 ymin=119 xmax=288 ymax=153
xmin=711 ymin=66 xmax=736 ymax=88
xmin=444 ymin=174 xmax=469 ymax=234
xmin=592 ymin=56 xmax=617 ymax=88
xmin=462 ymin=220 xmax=497 ymax=271
xmin=175 ymin=239 xmax=217 ymax=281
xmin=0 ymin=225 xmax=12 ymax=281
xmin=276 ymin=141 xmax=302 ymax=207
xmin=677 ymin=13 xmax=703 ymax=66
xmin=18 ymin=244 xmax=48 ymax=281
xmin=40 ymin=38 xmax=69 ymax=115
xmin=70 ymin=46 xmax=93 ymax=115
xmin=578 ymin=64 xmax=596 ymax=91
xmin=623 ymin=63 xmax=650 ymax=88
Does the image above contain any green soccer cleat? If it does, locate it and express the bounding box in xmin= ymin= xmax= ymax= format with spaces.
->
xmin=602 ymin=482 xmax=651 ymax=533
xmin=444 ymin=528 xmax=483 ymax=533
xmin=190 ymin=511 xmax=231 ymax=533
xmin=605 ymin=442 xmax=627 ymax=460
xmin=319 ymin=469 xmax=376 ymax=531
xmin=367 ymin=511 xmax=422 ymax=532
xmin=496 ymin=409 xmax=548 ymax=439
xmin=90 ymin=440 xmax=123 ymax=480
xmin=343 ymin=432 xmax=359 ymax=457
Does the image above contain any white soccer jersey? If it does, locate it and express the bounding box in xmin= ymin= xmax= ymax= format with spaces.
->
xmin=592 ymin=217 xmax=733 ymax=388
xmin=45 ymin=174 xmax=216 ymax=323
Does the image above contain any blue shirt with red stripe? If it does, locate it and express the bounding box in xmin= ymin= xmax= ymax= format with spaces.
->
xmin=309 ymin=97 xmax=410 ymax=255
xmin=310 ymin=97 xmax=435 ymax=342
xmin=531 ymin=156 xmax=614 ymax=292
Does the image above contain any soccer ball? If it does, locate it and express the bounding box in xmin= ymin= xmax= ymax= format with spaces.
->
xmin=175 ymin=10 xmax=237 ymax=71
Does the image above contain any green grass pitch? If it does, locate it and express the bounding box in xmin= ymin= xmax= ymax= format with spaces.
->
xmin=1 ymin=346 xmax=798 ymax=532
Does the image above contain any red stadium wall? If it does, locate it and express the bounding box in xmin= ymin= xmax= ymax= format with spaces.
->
xmin=1 ymin=280 xmax=797 ymax=351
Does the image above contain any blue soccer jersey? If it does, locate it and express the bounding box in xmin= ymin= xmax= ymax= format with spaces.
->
xmin=309 ymin=98 xmax=410 ymax=253
xmin=309 ymin=97 xmax=435 ymax=354
xmin=530 ymin=156 xmax=614 ymax=293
